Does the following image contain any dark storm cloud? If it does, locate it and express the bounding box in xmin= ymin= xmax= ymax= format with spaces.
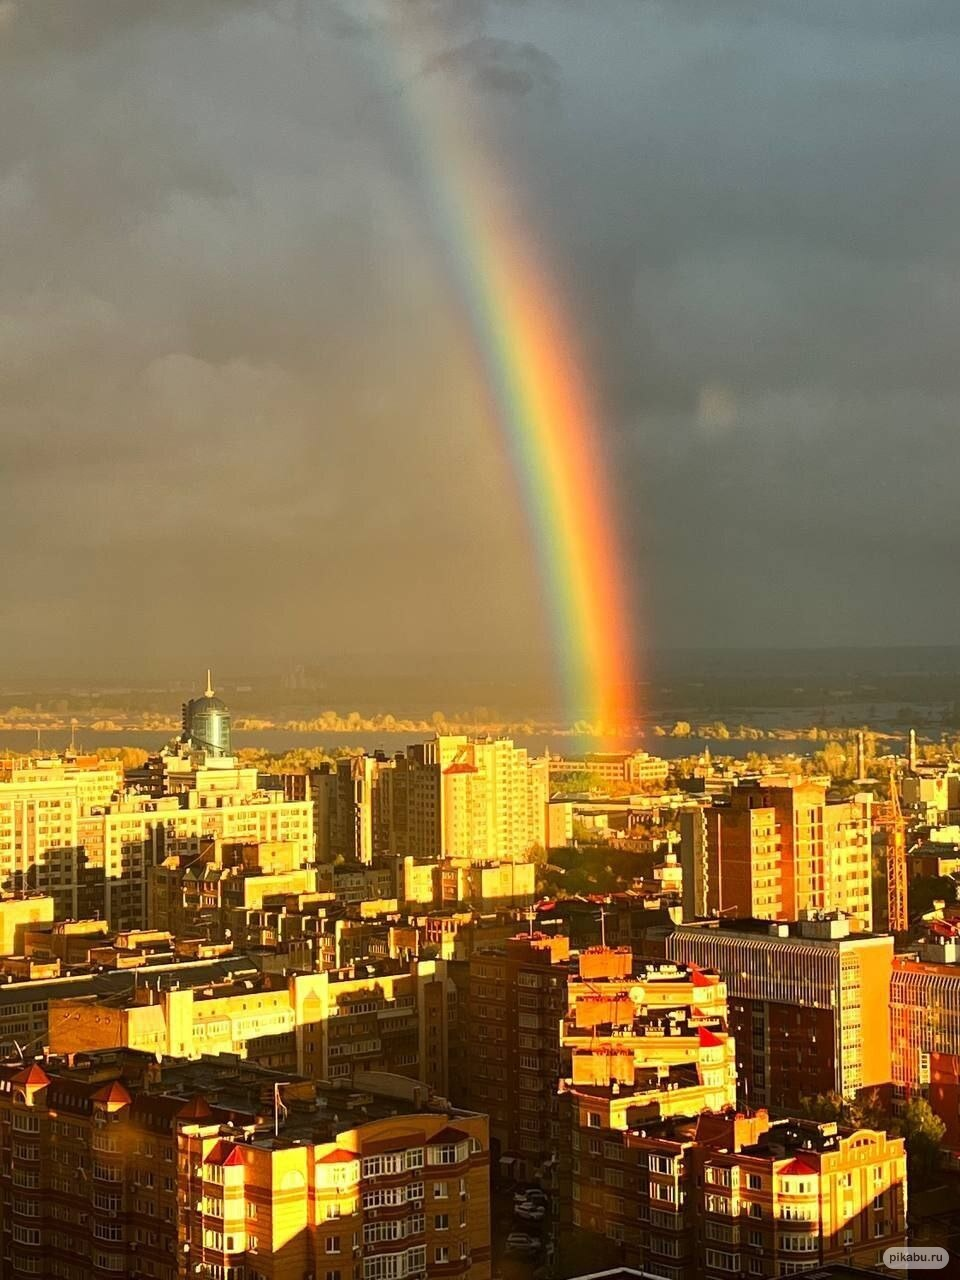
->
xmin=1 ymin=0 xmax=959 ymax=677
xmin=421 ymin=38 xmax=559 ymax=97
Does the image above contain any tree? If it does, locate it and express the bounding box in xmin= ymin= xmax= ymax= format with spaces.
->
xmin=895 ymin=1098 xmax=946 ymax=1190
xmin=797 ymin=1092 xmax=845 ymax=1122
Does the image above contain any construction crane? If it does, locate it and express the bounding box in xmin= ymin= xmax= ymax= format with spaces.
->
xmin=885 ymin=772 xmax=908 ymax=933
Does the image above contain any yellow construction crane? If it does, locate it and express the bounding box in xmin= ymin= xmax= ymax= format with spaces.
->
xmin=886 ymin=772 xmax=908 ymax=933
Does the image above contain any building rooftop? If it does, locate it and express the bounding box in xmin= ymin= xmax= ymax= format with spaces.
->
xmin=0 ymin=955 xmax=258 ymax=1009
xmin=673 ymin=916 xmax=888 ymax=946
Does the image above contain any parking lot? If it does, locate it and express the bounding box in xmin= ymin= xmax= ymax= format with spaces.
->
xmin=491 ymin=1184 xmax=555 ymax=1280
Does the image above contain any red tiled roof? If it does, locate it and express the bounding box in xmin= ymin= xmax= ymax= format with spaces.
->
xmin=317 ymin=1147 xmax=358 ymax=1164
xmin=204 ymin=1140 xmax=245 ymax=1167
xmin=443 ymin=763 xmax=477 ymax=775
xmin=698 ymin=1027 xmax=724 ymax=1048
xmin=178 ymin=1094 xmax=214 ymax=1121
xmin=92 ymin=1080 xmax=133 ymax=1108
xmin=11 ymin=1064 xmax=50 ymax=1089
xmin=779 ymin=1158 xmax=817 ymax=1177
xmin=690 ymin=966 xmax=715 ymax=988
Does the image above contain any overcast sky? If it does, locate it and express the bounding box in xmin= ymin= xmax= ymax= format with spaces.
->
xmin=2 ymin=0 xmax=959 ymax=679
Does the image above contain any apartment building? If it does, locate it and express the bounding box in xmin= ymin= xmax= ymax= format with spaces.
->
xmin=0 ymin=751 xmax=314 ymax=930
xmin=179 ymin=1072 xmax=492 ymax=1280
xmin=48 ymin=957 xmax=455 ymax=1094
xmin=667 ymin=917 xmax=893 ymax=1109
xmin=387 ymin=738 xmax=548 ymax=862
xmin=0 ymin=954 xmax=245 ymax=1062
xmin=619 ymin=1110 xmax=906 ymax=1279
xmin=890 ymin=926 xmax=960 ymax=1151
xmin=463 ymin=934 xmax=570 ymax=1180
xmin=149 ymin=839 xmax=316 ymax=940
xmin=0 ymin=755 xmax=123 ymax=916
xmin=560 ymin=948 xmax=737 ymax=1256
xmin=681 ymin=778 xmax=873 ymax=928
xmin=0 ymin=1051 xmax=491 ymax=1280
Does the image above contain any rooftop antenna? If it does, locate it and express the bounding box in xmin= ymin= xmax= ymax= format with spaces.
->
xmin=69 ymin=718 xmax=78 ymax=754
xmin=274 ymin=1082 xmax=289 ymax=1138
xmin=205 ymin=669 xmax=214 ymax=698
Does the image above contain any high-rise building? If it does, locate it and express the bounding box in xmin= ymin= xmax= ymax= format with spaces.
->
xmin=890 ymin=922 xmax=960 ymax=1152
xmin=667 ymin=917 xmax=893 ymax=1110
xmin=560 ymin=949 xmax=738 ymax=1253
xmin=80 ymin=778 xmax=313 ymax=931
xmin=462 ymin=934 xmax=570 ymax=1181
xmin=181 ymin=670 xmax=232 ymax=757
xmin=0 ymin=755 xmax=123 ymax=915
xmin=0 ymin=748 xmax=313 ymax=931
xmin=0 ymin=1052 xmax=492 ymax=1280
xmin=329 ymin=754 xmax=394 ymax=865
xmin=388 ymin=737 xmax=548 ymax=863
xmin=682 ymin=778 xmax=873 ymax=928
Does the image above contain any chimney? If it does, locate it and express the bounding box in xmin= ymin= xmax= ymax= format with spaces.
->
xmin=856 ymin=732 xmax=866 ymax=782
xmin=909 ymin=729 xmax=918 ymax=773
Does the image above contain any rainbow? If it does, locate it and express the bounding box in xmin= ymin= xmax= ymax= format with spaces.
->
xmin=380 ymin=24 xmax=638 ymax=736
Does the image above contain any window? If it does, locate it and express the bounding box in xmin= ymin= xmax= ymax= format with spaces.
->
xmin=747 ymin=1174 xmax=761 ymax=1190
xmin=405 ymin=1148 xmax=424 ymax=1170
xmin=874 ymin=1221 xmax=886 ymax=1238
xmin=427 ymin=1141 xmax=469 ymax=1166
xmin=649 ymin=1155 xmax=674 ymax=1175
xmin=873 ymin=1194 xmax=884 ymax=1210
xmin=705 ymin=1249 xmax=740 ymax=1273
xmin=434 ymin=1215 xmax=448 ymax=1231
xmin=433 ymin=1183 xmax=448 ymax=1199
xmin=435 ymin=1248 xmax=449 ymax=1264
xmin=326 ymin=1237 xmax=341 ymax=1254
xmin=780 ymin=1234 xmax=817 ymax=1253
xmin=588 ymin=1113 xmax=601 ymax=1129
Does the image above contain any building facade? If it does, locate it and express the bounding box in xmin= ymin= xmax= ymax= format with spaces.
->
xmin=463 ymin=934 xmax=570 ymax=1181
xmin=618 ymin=1110 xmax=906 ymax=1280
xmin=683 ymin=779 xmax=873 ymax=929
xmin=0 ymin=1052 xmax=492 ymax=1280
xmin=667 ymin=919 xmax=893 ymax=1109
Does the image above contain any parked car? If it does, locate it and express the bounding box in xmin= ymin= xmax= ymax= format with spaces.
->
xmin=514 ymin=1203 xmax=546 ymax=1223
xmin=505 ymin=1233 xmax=541 ymax=1256
xmin=514 ymin=1187 xmax=548 ymax=1208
